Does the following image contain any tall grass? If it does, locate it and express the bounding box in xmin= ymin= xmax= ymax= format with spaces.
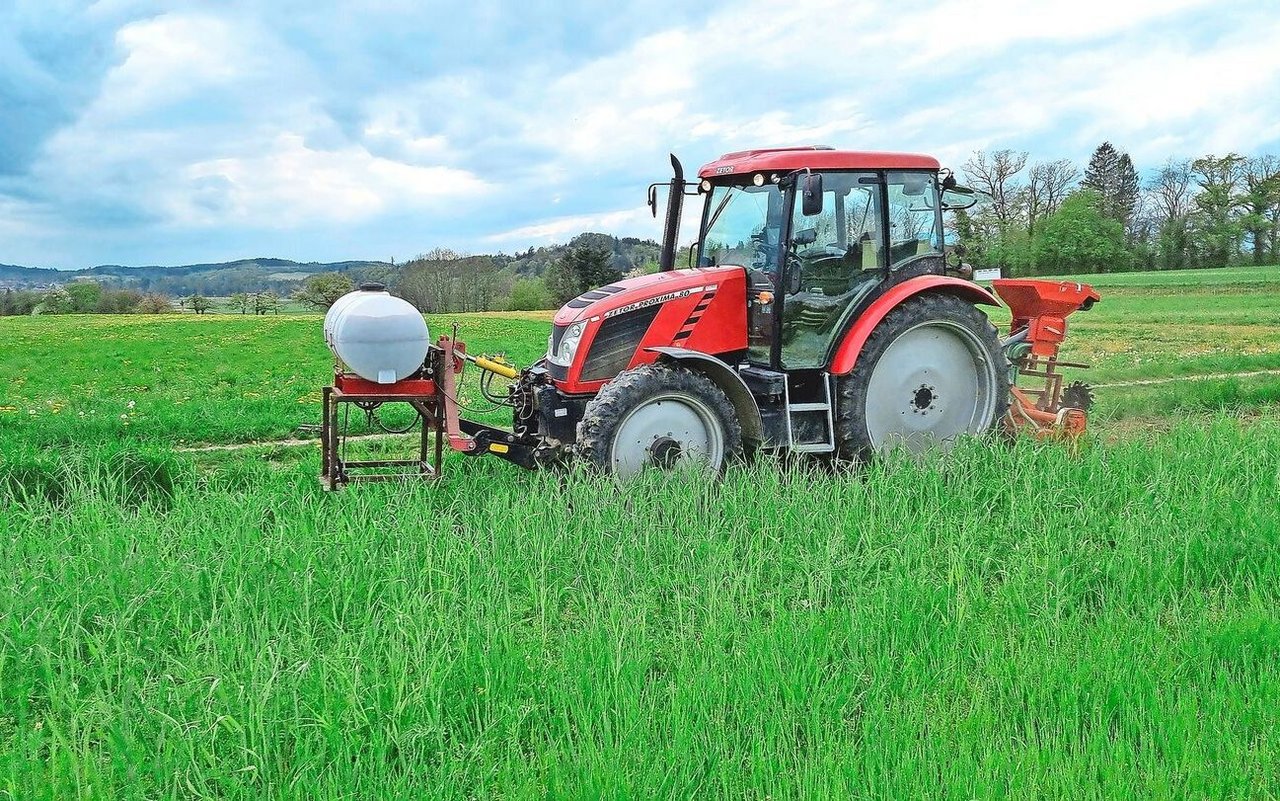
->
xmin=3 ymin=423 xmax=1279 ymax=798
xmin=3 ymin=265 xmax=1280 ymax=797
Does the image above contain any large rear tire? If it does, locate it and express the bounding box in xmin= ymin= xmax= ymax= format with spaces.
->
xmin=835 ymin=293 xmax=1009 ymax=461
xmin=577 ymin=363 xmax=743 ymax=479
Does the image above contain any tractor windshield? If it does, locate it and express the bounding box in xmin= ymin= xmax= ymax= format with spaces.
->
xmin=697 ymin=183 xmax=784 ymax=275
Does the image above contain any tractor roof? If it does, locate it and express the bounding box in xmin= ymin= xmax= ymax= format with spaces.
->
xmin=697 ymin=146 xmax=940 ymax=179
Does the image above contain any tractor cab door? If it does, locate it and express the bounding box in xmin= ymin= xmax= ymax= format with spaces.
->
xmin=779 ymin=171 xmax=882 ymax=368
xmin=695 ymin=181 xmax=786 ymax=365
xmin=779 ymin=170 xmax=944 ymax=369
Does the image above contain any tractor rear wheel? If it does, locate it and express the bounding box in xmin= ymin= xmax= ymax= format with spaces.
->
xmin=577 ymin=363 xmax=742 ymax=479
xmin=835 ymin=293 xmax=1009 ymax=461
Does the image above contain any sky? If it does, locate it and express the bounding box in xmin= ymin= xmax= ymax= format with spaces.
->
xmin=2 ymin=0 xmax=1279 ymax=270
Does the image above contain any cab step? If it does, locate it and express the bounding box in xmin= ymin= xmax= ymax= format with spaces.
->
xmin=784 ymin=373 xmax=836 ymax=453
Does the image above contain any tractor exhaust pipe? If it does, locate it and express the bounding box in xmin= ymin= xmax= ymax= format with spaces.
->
xmin=658 ymin=153 xmax=685 ymax=272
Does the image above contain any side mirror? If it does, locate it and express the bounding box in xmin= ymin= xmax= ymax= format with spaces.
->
xmin=801 ymin=173 xmax=824 ymax=216
xmin=941 ymin=186 xmax=978 ymax=210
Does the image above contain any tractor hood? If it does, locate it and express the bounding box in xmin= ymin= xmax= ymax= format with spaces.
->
xmin=546 ymin=265 xmax=749 ymax=392
xmin=552 ymin=266 xmax=743 ymax=326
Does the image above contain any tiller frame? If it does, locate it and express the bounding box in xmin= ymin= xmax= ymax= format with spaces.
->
xmin=320 ymin=335 xmax=486 ymax=489
xmin=992 ymin=279 xmax=1101 ymax=439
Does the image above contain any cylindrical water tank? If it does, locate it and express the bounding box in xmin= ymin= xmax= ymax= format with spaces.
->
xmin=324 ymin=284 xmax=430 ymax=384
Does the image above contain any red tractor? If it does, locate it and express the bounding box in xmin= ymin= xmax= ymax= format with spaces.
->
xmin=321 ymin=147 xmax=1098 ymax=485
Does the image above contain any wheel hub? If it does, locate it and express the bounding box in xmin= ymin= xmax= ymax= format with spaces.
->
xmin=608 ymin=392 xmax=726 ymax=478
xmin=649 ymin=435 xmax=683 ymax=468
xmin=911 ymin=384 xmax=938 ymax=415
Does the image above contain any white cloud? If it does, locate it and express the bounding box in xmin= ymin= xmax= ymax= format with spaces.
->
xmin=171 ymin=133 xmax=490 ymax=227
xmin=877 ymin=0 xmax=1217 ymax=60
xmin=13 ymin=9 xmax=491 ymax=238
xmin=97 ymin=14 xmax=257 ymax=118
xmin=485 ymin=207 xmax=660 ymax=244
xmin=871 ymin=8 xmax=1280 ymax=167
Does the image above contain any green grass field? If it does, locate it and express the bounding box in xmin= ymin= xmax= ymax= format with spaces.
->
xmin=2 ymin=267 xmax=1279 ymax=798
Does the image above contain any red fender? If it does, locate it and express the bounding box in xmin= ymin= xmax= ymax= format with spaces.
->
xmin=829 ymin=276 xmax=1000 ymax=375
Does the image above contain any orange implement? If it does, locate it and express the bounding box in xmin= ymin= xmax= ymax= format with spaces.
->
xmin=992 ymin=279 xmax=1100 ymax=439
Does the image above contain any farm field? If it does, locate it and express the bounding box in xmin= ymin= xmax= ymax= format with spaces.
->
xmin=2 ymin=267 xmax=1280 ymax=798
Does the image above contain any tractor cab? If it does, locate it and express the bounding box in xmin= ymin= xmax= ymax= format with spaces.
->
xmin=689 ymin=148 xmax=971 ymax=371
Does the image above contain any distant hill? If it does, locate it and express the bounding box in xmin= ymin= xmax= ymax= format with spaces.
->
xmin=0 ymin=258 xmax=395 ymax=296
xmin=0 ymin=234 xmax=662 ymax=298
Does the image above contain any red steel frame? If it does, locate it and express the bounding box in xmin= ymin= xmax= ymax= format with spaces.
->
xmin=320 ymin=336 xmax=476 ymax=489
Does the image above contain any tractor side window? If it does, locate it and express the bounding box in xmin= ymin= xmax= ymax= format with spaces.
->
xmin=886 ymin=171 xmax=943 ymax=267
xmin=780 ymin=172 xmax=881 ymax=369
xmin=697 ymin=184 xmax=783 ymax=276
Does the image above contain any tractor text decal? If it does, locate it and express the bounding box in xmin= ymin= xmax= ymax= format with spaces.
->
xmin=603 ymin=287 xmax=704 ymax=319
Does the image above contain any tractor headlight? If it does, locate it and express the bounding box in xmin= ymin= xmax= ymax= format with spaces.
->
xmin=547 ymin=321 xmax=585 ymax=367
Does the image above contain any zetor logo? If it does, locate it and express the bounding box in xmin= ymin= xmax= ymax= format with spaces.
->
xmin=604 ymin=288 xmax=699 ymax=318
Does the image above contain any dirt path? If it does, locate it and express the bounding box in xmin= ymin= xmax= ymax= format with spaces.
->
xmin=1093 ymin=368 xmax=1280 ymax=389
xmin=177 ymin=431 xmax=412 ymax=453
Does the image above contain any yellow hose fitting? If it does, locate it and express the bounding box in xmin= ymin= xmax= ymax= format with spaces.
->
xmin=474 ymin=356 xmax=519 ymax=379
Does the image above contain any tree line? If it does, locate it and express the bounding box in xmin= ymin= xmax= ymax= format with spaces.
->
xmin=2 ymin=280 xmax=330 ymax=316
xmin=955 ymin=143 xmax=1280 ymax=275
xmin=0 ymin=284 xmax=174 ymax=316
xmin=392 ymin=233 xmax=653 ymax=314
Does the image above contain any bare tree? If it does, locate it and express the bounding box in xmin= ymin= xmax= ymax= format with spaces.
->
xmin=1147 ymin=159 xmax=1195 ymax=221
xmin=420 ymin=247 xmax=465 ymax=262
xmin=396 ymin=250 xmax=512 ymax=313
xmin=1026 ymin=158 xmax=1079 ymax=234
xmin=135 ymin=293 xmax=173 ymax=314
xmin=181 ymin=294 xmax=213 ymax=314
xmin=253 ymin=291 xmax=281 ymax=315
xmin=227 ymin=292 xmax=253 ymax=314
xmin=1144 ymin=159 xmax=1197 ymax=270
xmin=963 ymin=149 xmax=1029 ymax=227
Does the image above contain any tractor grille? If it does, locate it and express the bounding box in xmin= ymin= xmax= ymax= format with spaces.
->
xmin=580 ymin=305 xmax=663 ymax=382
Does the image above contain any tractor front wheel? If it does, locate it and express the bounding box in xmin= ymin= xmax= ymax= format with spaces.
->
xmin=835 ymin=293 xmax=1009 ymax=461
xmin=577 ymin=363 xmax=742 ymax=479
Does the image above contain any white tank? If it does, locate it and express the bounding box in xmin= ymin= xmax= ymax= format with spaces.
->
xmin=324 ymin=284 xmax=430 ymax=384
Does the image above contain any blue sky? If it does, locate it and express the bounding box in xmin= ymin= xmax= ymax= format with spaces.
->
xmin=2 ymin=0 xmax=1279 ymax=269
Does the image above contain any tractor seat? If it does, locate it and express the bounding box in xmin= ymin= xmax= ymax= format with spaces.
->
xmin=861 ymin=237 xmax=879 ymax=269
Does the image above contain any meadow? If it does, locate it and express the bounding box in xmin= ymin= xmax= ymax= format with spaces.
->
xmin=2 ymin=267 xmax=1279 ymax=798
